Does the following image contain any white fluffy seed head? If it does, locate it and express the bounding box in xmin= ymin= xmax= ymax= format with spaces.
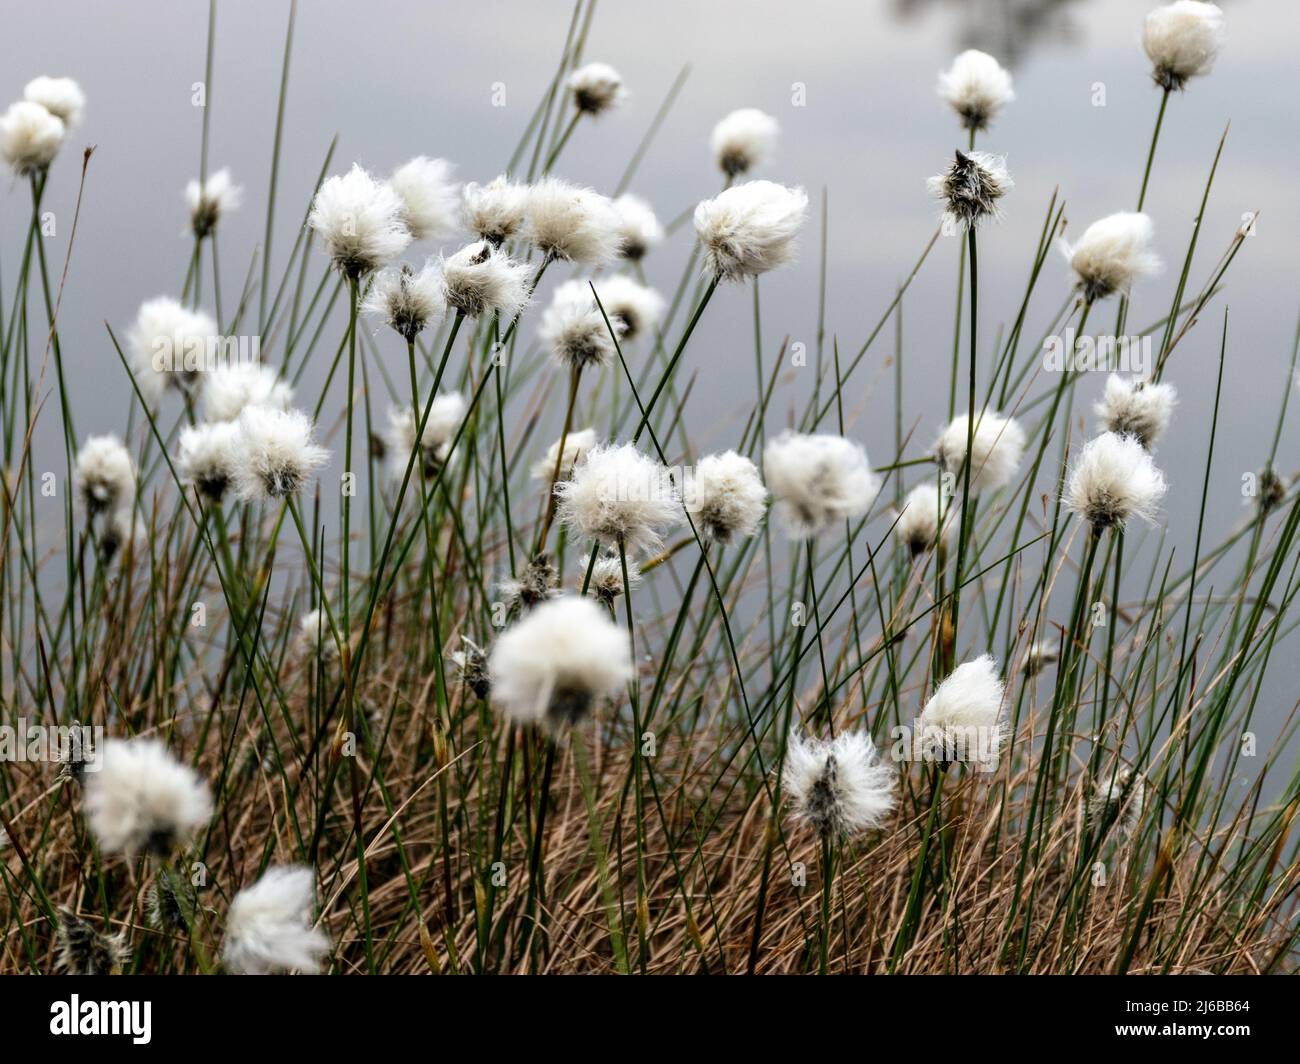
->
xmin=684 ymin=450 xmax=767 ymax=543
xmin=928 ymin=150 xmax=1012 ymax=232
xmin=694 ymin=180 xmax=808 ymax=281
xmin=185 ymin=167 xmax=242 ymax=238
xmin=1094 ymin=375 xmax=1176 ymax=449
xmin=83 ymin=738 xmax=212 ymax=858
xmin=1144 ymin=1 xmax=1225 ymax=90
xmin=782 ymin=729 xmax=896 ymax=837
xmin=567 ymin=61 xmax=626 ymax=115
xmin=531 ymin=427 xmax=598 ymax=483
xmin=389 ymin=156 xmax=460 ymax=242
xmin=487 ymin=595 xmax=632 ymax=731
xmin=308 ymin=164 xmax=411 ymax=277
xmin=178 ymin=421 xmax=242 ymax=502
xmin=0 ymin=99 xmax=65 ymax=174
xmin=127 ymin=297 xmax=219 ymax=401
xmin=919 ymin=655 xmax=1006 ymax=766
xmin=539 ymin=280 xmax=622 ymax=371
xmin=588 ymin=552 xmax=642 ymax=607
xmin=202 ymin=361 xmax=292 ymax=423
xmin=589 ymin=274 xmax=664 ymax=342
xmin=23 ymin=75 xmax=86 ymax=126
xmin=440 ymin=240 xmax=532 ymax=319
xmin=384 ymin=392 xmax=466 ymax=480
xmin=934 ymin=410 xmax=1026 ymax=495
xmin=363 ymin=262 xmax=446 ymax=341
xmin=710 ymin=108 xmax=778 ymax=178
xmin=1064 ymin=211 xmax=1161 ymax=304
xmin=75 ymin=435 xmax=135 ymax=517
xmin=1021 ymin=640 xmax=1060 ymax=676
xmin=233 ymin=407 xmax=328 ymax=502
xmin=612 ymin=194 xmax=664 ymax=261
xmin=895 ymin=481 xmax=955 ymax=557
xmin=1089 ymin=766 xmax=1145 ymax=839
xmin=524 ymin=178 xmax=622 ymax=265
xmin=223 ymin=866 xmax=330 ymax=975
xmin=298 ymin=608 xmax=337 ymax=661
xmin=555 ymin=442 xmax=683 ymax=555
xmin=763 ymin=431 xmax=880 ymax=539
xmin=1064 ymin=431 xmax=1168 ymax=529
xmin=461 ymin=175 xmax=530 ymax=245
xmin=937 ymin=50 xmax=1014 ymax=132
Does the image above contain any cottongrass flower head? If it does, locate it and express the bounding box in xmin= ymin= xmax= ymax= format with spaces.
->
xmin=763 ymin=431 xmax=880 ymax=539
xmin=298 ymin=608 xmax=337 ymax=662
xmin=1095 ymin=374 xmax=1176 ymax=449
xmin=710 ymin=108 xmax=778 ymax=178
xmin=531 ymin=426 xmax=598 ymax=482
xmin=1257 ymin=466 xmax=1286 ymax=514
xmin=1064 ymin=431 xmax=1168 ymax=530
xmin=202 ymin=360 xmax=292 ymax=423
xmin=934 ymin=409 xmax=1026 ymax=495
xmin=567 ymin=61 xmax=626 ymax=115
xmin=127 ymin=297 xmax=218 ymax=400
xmin=487 ymin=595 xmax=632 ymax=731
xmin=83 ymin=737 xmax=212 ymax=858
xmin=590 ymin=274 xmax=664 ymax=341
xmin=100 ymin=508 xmax=145 ymax=566
xmin=1021 ymin=640 xmax=1060 ymax=677
xmin=461 ymin=174 xmax=529 ymax=245
xmin=539 ymin=280 xmax=622 ymax=372
xmin=178 ymin=420 xmax=242 ymax=502
xmin=233 ymin=406 xmax=328 ymax=502
xmin=928 ymin=150 xmax=1012 ymax=231
xmin=919 ymin=655 xmax=1006 ymax=767
xmin=186 ymin=167 xmax=242 ymax=239
xmin=451 ymin=636 xmax=491 ymax=700
xmin=440 ymin=240 xmax=532 ymax=319
xmin=895 ymin=481 xmax=954 ymax=557
xmin=1089 ymin=766 xmax=1145 ymax=840
xmin=223 ymin=866 xmax=330 ymax=975
xmin=694 ymin=180 xmax=808 ymax=281
xmin=23 ymin=75 xmax=86 ymax=126
xmin=1064 ymin=211 xmax=1161 ymax=304
xmin=555 ymin=442 xmax=683 ymax=555
xmin=588 ymin=552 xmax=642 ymax=609
xmin=1143 ymin=1 xmax=1225 ymax=91
xmin=389 ymin=156 xmax=459 ymax=242
xmin=148 ymin=868 xmax=200 ymax=933
xmin=75 ymin=434 xmax=135 ymax=517
xmin=937 ymin=50 xmax=1014 ymax=132
xmin=499 ymin=554 xmax=558 ymax=613
xmin=683 ymin=450 xmax=767 ymax=543
xmin=0 ymin=100 xmax=64 ymax=175
xmin=782 ymin=729 xmax=895 ymax=838
xmin=384 ymin=392 xmax=467 ymax=479
xmin=364 ymin=261 xmax=446 ymax=342
xmin=524 ymin=177 xmax=622 ymax=265
xmin=612 ymin=194 xmax=664 ymax=261
xmin=55 ymin=910 xmax=127 ymax=976
xmin=309 ymin=163 xmax=411 ymax=278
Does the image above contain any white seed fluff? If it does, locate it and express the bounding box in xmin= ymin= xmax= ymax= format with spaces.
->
xmin=531 ymin=427 xmax=598 ymax=483
xmin=539 ymin=279 xmax=622 ymax=371
xmin=612 ymin=193 xmax=665 ymax=261
xmin=588 ymin=274 xmax=665 ymax=342
xmin=555 ymin=442 xmax=683 ymax=555
xmin=934 ymin=410 xmax=1026 ymax=495
xmin=75 ymin=435 xmax=135 ymax=517
xmin=127 ymin=297 xmax=218 ymax=401
xmin=1089 ymin=766 xmax=1145 ymax=840
xmin=1064 ymin=431 xmax=1168 ymax=529
xmin=363 ymin=262 xmax=446 ymax=341
xmin=440 ymin=240 xmax=532 ymax=319
xmin=763 ymin=431 xmax=880 ymax=539
xmin=487 ymin=595 xmax=632 ymax=731
xmin=567 ymin=61 xmax=626 ymax=115
xmin=389 ymin=156 xmax=460 ymax=242
xmin=683 ymin=450 xmax=768 ymax=543
xmin=308 ymin=164 xmax=411 ymax=277
xmin=461 ymin=174 xmax=530 ymax=245
xmin=186 ymin=167 xmax=242 ymax=238
xmin=919 ymin=655 xmax=1006 ymax=766
xmin=0 ymin=100 xmax=65 ymax=174
xmin=782 ymin=729 xmax=896 ymax=837
xmin=202 ymin=361 xmax=292 ymax=424
xmin=1143 ymin=1 xmax=1225 ymax=91
xmin=23 ymin=75 xmax=86 ymax=126
xmin=928 ymin=150 xmax=1012 ymax=232
xmin=83 ymin=738 xmax=212 ymax=857
xmin=223 ymin=866 xmax=330 ymax=975
xmin=384 ymin=392 xmax=467 ymax=479
xmin=937 ymin=50 xmax=1014 ymax=132
xmin=694 ymin=180 xmax=808 ymax=281
xmin=710 ymin=108 xmax=778 ymax=177
xmin=233 ymin=406 xmax=329 ymax=502
xmin=588 ymin=552 xmax=642 ymax=606
xmin=1063 ymin=211 xmax=1161 ymax=304
xmin=524 ymin=177 xmax=622 ymax=266
xmin=178 ymin=420 xmax=242 ymax=502
xmin=895 ymin=481 xmax=954 ymax=557
xmin=1094 ymin=374 xmax=1176 ymax=449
